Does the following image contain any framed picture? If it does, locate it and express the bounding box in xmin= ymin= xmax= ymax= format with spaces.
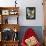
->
xmin=2 ymin=10 xmax=9 ymax=15
xmin=26 ymin=7 xmax=36 ymax=19
xmin=9 ymin=10 xmax=18 ymax=15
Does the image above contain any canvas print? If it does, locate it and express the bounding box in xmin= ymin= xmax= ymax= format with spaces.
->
xmin=26 ymin=7 xmax=36 ymax=19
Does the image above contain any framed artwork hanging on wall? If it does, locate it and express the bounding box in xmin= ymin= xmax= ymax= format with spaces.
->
xmin=26 ymin=7 xmax=36 ymax=19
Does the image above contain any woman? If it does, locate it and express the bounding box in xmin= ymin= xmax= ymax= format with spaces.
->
xmin=21 ymin=28 xmax=41 ymax=46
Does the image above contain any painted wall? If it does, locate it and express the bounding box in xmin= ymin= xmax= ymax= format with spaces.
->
xmin=0 ymin=0 xmax=44 ymax=26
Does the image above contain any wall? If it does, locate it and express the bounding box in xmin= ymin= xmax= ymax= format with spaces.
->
xmin=18 ymin=0 xmax=44 ymax=26
xmin=0 ymin=0 xmax=44 ymax=26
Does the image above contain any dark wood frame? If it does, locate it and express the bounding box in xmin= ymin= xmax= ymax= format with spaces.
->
xmin=0 ymin=7 xmax=19 ymax=24
xmin=26 ymin=7 xmax=36 ymax=19
xmin=0 ymin=7 xmax=20 ymax=46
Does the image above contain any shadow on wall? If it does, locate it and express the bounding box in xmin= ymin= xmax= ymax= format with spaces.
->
xmin=18 ymin=26 xmax=44 ymax=44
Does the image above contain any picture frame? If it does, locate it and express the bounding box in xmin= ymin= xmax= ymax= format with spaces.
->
xmin=9 ymin=10 xmax=18 ymax=15
xmin=2 ymin=10 xmax=9 ymax=15
xmin=26 ymin=7 xmax=36 ymax=19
